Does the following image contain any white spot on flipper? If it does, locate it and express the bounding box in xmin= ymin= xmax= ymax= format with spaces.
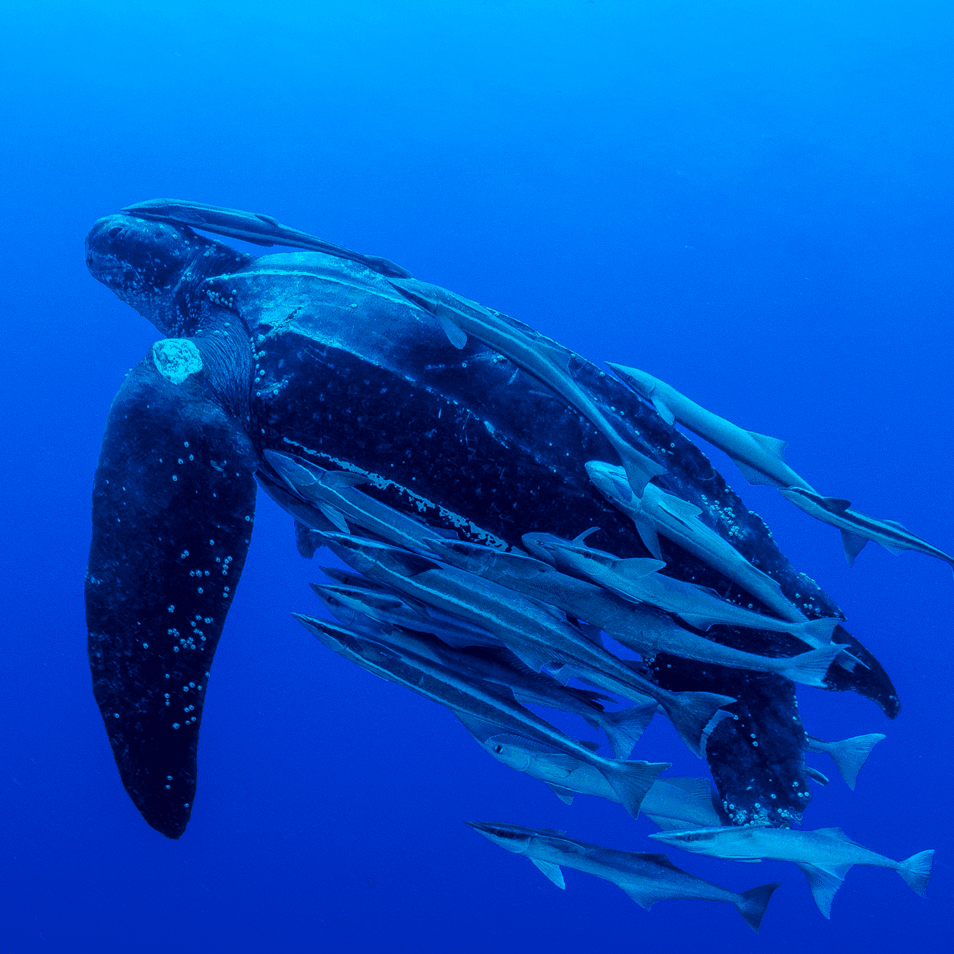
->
xmin=152 ymin=339 xmax=203 ymax=385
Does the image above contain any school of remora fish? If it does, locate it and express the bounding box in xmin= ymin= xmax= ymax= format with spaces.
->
xmin=91 ymin=201 xmax=944 ymax=931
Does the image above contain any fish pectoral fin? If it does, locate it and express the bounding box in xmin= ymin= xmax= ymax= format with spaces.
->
xmin=797 ymin=863 xmax=853 ymax=919
xmin=840 ymin=530 xmax=869 ymax=567
xmin=824 ymin=496 xmax=853 ymax=511
xmin=814 ymin=827 xmax=854 ymax=843
xmin=434 ymin=306 xmax=468 ymax=349
xmin=574 ymin=738 xmax=602 ymax=753
xmin=733 ymin=458 xmax=784 ymax=488
xmin=612 ymin=556 xmax=668 ymax=579
xmin=658 ymin=494 xmax=704 ymax=524
xmin=530 ymin=859 xmax=566 ymax=890
xmin=321 ymin=470 xmax=372 ymax=489
xmin=455 ymin=713 xmax=509 ymax=744
xmin=747 ymin=430 xmax=789 ymax=462
xmin=634 ymin=851 xmax=685 ymax=872
xmin=316 ymin=503 xmax=351 ymax=534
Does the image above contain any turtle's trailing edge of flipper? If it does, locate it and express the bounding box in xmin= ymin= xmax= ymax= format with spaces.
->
xmin=87 ymin=338 xmax=257 ymax=838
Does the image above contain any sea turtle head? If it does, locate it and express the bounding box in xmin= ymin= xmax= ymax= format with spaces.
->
xmin=86 ymin=213 xmax=250 ymax=337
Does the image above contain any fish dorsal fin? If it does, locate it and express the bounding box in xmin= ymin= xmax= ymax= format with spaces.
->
xmin=796 ymin=862 xmax=851 ymax=919
xmin=530 ymin=859 xmax=565 ymax=889
xmin=880 ymin=518 xmax=912 ymax=533
xmin=546 ymin=784 xmax=576 ymax=805
xmin=618 ymin=884 xmax=657 ymax=910
xmin=815 ymin=827 xmax=851 ymax=842
xmin=840 ymin=531 xmax=869 ymax=567
xmin=747 ymin=430 xmax=789 ymax=462
xmin=572 ymin=526 xmax=602 ymax=545
xmin=824 ymin=497 xmax=853 ymax=511
xmin=537 ymin=828 xmax=568 ymax=836
xmin=634 ymin=519 xmax=663 ymax=560
xmin=733 ymin=458 xmax=782 ymax=488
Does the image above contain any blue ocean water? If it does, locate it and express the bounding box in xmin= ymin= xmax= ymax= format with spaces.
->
xmin=1 ymin=1 xmax=951 ymax=950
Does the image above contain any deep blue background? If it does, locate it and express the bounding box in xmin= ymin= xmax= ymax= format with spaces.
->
xmin=1 ymin=2 xmax=951 ymax=950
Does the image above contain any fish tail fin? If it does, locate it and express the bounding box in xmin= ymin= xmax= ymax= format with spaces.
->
xmin=826 ymin=733 xmax=886 ymax=790
xmin=601 ymin=701 xmax=658 ymax=759
xmin=898 ymin=849 xmax=934 ymax=896
xmin=658 ymin=691 xmax=736 ymax=758
xmin=792 ymin=617 xmax=839 ymax=647
xmin=736 ymin=882 xmax=780 ymax=933
xmin=603 ymin=760 xmax=670 ymax=820
xmin=780 ymin=645 xmax=843 ymax=688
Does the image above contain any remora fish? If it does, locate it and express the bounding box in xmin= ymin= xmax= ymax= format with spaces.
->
xmin=123 ymin=198 xmax=412 ymax=278
xmin=806 ymin=733 xmax=885 ymax=790
xmin=312 ymin=588 xmax=655 ymax=760
xmin=779 ymin=487 xmax=954 ymax=573
xmin=462 ymin=725 xmax=724 ymax=830
xmin=522 ymin=531 xmax=842 ymax=649
xmin=321 ymin=533 xmax=736 ymax=757
xmin=296 ymin=614 xmax=664 ymax=819
xmin=315 ymin=567 xmax=503 ymax=649
xmin=649 ymin=826 xmax=934 ymax=918
xmin=467 ymin=822 xmax=779 ymax=932
xmin=388 ymin=281 xmax=667 ymax=498
xmin=609 ymin=364 xmax=815 ymax=492
xmin=425 ymin=537 xmax=846 ymax=687
xmin=263 ymin=449 xmax=476 ymax=555
xmin=586 ymin=459 xmax=805 ymax=622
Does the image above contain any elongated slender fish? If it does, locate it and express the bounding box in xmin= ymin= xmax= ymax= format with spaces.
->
xmin=467 ymin=822 xmax=778 ymax=932
xmin=586 ymin=460 xmax=805 ymax=622
xmin=806 ymin=733 xmax=885 ymax=790
xmin=388 ymin=282 xmax=667 ymax=498
xmin=780 ymin=487 xmax=954 ymax=573
xmin=322 ymin=533 xmax=735 ymax=757
xmin=313 ymin=591 xmax=655 ymax=760
xmin=609 ymin=364 xmax=815 ymax=492
xmin=522 ymin=531 xmax=842 ymax=649
xmin=425 ymin=537 xmax=847 ymax=686
xmin=649 ymin=826 xmax=934 ymax=918
xmin=316 ymin=567 xmax=503 ymax=649
xmin=297 ymin=614 xmax=663 ymax=819
xmin=122 ymin=198 xmax=412 ymax=278
xmin=264 ymin=449 xmax=475 ymax=555
xmin=462 ymin=725 xmax=724 ymax=830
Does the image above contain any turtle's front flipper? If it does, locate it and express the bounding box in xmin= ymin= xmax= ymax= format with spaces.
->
xmin=87 ymin=339 xmax=257 ymax=838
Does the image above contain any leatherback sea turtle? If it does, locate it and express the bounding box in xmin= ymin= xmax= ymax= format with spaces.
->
xmin=85 ymin=201 xmax=898 ymax=840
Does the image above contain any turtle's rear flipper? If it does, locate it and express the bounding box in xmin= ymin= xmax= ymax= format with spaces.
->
xmin=86 ymin=340 xmax=257 ymax=838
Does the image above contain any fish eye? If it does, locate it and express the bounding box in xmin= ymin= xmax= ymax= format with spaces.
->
xmin=107 ymin=225 xmax=124 ymax=240
xmin=494 ymin=745 xmax=504 ymax=754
